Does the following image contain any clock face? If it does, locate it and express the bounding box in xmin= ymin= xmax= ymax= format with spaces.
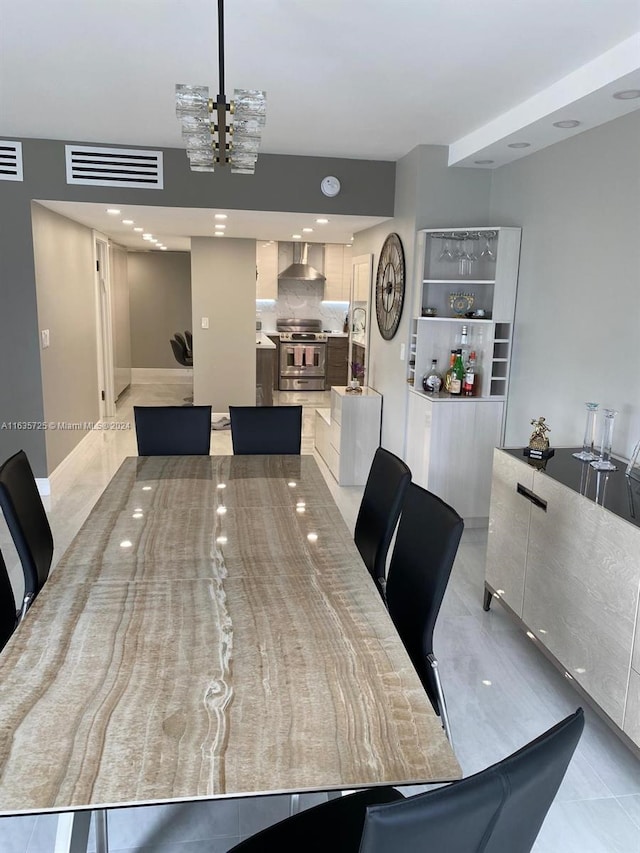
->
xmin=375 ymin=233 xmax=406 ymax=341
xmin=321 ymin=175 xmax=341 ymax=197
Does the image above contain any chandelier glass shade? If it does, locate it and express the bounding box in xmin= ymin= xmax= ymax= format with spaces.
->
xmin=175 ymin=2 xmax=266 ymax=174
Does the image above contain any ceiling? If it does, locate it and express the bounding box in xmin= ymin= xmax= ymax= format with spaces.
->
xmin=35 ymin=201 xmax=388 ymax=251
xmin=4 ymin=1 xmax=640 ymax=247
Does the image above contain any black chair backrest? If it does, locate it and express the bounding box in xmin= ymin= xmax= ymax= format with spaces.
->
xmin=0 ymin=549 xmax=18 ymax=652
xmin=170 ymin=338 xmax=191 ymax=367
xmin=0 ymin=450 xmax=53 ymax=601
xmin=386 ymin=482 xmax=463 ymax=712
xmin=174 ymin=331 xmax=188 ymax=353
xmin=360 ymin=709 xmax=584 ymax=853
xmin=229 ymin=406 xmax=302 ymax=455
xmin=134 ymin=406 xmax=212 ymax=456
xmin=184 ymin=330 xmax=193 ymax=352
xmin=354 ymin=447 xmax=411 ymax=593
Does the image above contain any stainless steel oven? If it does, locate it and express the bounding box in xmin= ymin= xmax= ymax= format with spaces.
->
xmin=277 ymin=319 xmax=327 ymax=391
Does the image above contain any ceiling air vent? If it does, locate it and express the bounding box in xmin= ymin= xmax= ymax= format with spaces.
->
xmin=65 ymin=145 xmax=164 ymax=189
xmin=0 ymin=141 xmax=23 ymax=181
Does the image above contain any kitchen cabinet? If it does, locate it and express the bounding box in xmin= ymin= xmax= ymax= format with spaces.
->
xmin=405 ymin=390 xmax=503 ymax=525
xmin=485 ymin=447 xmax=640 ymax=750
xmin=323 ymin=244 xmax=352 ymax=301
xmin=353 ymin=255 xmax=370 ymax=302
xmin=315 ymin=386 xmax=382 ymax=486
xmin=325 ymin=336 xmax=348 ymax=389
xmin=256 ymin=241 xmax=278 ymax=300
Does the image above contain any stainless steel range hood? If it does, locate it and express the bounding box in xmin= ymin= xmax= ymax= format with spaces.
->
xmin=278 ymin=242 xmax=325 ymax=281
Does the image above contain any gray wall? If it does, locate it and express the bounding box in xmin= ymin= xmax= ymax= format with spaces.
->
xmin=490 ymin=110 xmax=640 ymax=457
xmin=355 ymin=145 xmax=492 ymax=456
xmin=128 ymin=252 xmax=191 ymax=369
xmin=191 ymin=238 xmax=256 ymax=411
xmin=110 ymin=243 xmax=131 ymax=395
xmin=31 ymin=203 xmax=100 ymax=473
xmin=0 ymin=138 xmax=395 ymax=475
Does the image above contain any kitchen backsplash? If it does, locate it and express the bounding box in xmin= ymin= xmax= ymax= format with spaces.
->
xmin=257 ymin=280 xmax=348 ymax=332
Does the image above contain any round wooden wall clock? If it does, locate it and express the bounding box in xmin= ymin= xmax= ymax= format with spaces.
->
xmin=375 ymin=233 xmax=406 ymax=340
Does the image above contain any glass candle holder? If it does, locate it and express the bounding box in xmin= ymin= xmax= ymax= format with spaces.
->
xmin=591 ymin=409 xmax=618 ymax=471
xmin=573 ymin=402 xmax=599 ymax=461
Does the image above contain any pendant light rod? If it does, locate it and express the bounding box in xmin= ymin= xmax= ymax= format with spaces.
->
xmin=217 ymin=0 xmax=226 ymax=103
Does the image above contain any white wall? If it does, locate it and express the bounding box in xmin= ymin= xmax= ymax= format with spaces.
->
xmin=490 ymin=110 xmax=640 ymax=457
xmin=190 ymin=237 xmax=256 ymax=411
xmin=354 ymin=145 xmax=492 ymax=457
xmin=31 ymin=203 xmax=100 ymax=474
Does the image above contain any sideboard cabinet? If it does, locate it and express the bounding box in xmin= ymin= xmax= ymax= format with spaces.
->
xmin=485 ymin=447 xmax=640 ymax=750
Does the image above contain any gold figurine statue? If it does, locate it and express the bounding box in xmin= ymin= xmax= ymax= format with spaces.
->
xmin=528 ymin=417 xmax=550 ymax=451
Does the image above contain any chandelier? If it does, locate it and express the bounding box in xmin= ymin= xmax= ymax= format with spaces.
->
xmin=175 ymin=0 xmax=266 ymax=174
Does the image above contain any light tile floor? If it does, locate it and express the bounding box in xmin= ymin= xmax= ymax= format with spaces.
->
xmin=0 ymin=383 xmax=639 ymax=852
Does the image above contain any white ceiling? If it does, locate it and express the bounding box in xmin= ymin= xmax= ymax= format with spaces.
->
xmin=4 ymin=1 xmax=640 ymax=246
xmin=35 ymin=201 xmax=388 ymax=251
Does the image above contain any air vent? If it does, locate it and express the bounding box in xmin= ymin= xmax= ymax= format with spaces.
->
xmin=65 ymin=145 xmax=163 ymax=189
xmin=0 ymin=141 xmax=23 ymax=181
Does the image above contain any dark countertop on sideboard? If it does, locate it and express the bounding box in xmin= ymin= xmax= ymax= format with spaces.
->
xmin=503 ymin=446 xmax=640 ymax=530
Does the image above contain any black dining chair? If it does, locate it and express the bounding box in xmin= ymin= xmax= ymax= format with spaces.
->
xmin=134 ymin=405 xmax=212 ymax=456
xmin=227 ymin=708 xmax=584 ymax=853
xmin=0 ymin=548 xmax=18 ymax=652
xmin=229 ymin=405 xmax=302 ymax=455
xmin=353 ymin=447 xmax=411 ymax=599
xmin=0 ymin=449 xmax=54 ymax=619
xmin=184 ymin=330 xmax=193 ymax=354
xmin=170 ymin=337 xmax=193 ymax=368
xmin=386 ymin=482 xmax=464 ymax=744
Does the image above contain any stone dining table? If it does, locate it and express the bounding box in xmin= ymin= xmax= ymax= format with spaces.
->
xmin=0 ymin=455 xmax=460 ymax=847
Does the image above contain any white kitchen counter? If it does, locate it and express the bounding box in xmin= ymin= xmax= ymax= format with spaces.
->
xmin=256 ymin=333 xmax=276 ymax=349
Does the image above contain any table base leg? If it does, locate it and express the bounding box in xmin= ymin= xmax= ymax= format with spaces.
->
xmin=94 ymin=809 xmax=109 ymax=853
xmin=54 ymin=812 xmax=91 ymax=853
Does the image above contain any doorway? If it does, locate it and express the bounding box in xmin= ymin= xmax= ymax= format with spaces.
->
xmin=93 ymin=233 xmax=116 ymax=419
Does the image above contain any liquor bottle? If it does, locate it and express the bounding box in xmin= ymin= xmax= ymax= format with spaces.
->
xmin=462 ymin=351 xmax=480 ymax=396
xmin=443 ymin=350 xmax=457 ymax=393
xmin=422 ymin=359 xmax=443 ymax=395
xmin=459 ymin=324 xmax=469 ymax=361
xmin=449 ymin=350 xmax=464 ymax=396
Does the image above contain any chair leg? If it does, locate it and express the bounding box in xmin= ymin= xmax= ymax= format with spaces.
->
xmin=94 ymin=809 xmax=109 ymax=853
xmin=378 ymin=576 xmax=387 ymax=604
xmin=19 ymin=593 xmax=34 ymax=622
xmin=428 ymin=653 xmax=454 ymax=749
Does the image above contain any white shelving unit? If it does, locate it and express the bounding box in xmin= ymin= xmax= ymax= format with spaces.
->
xmin=405 ymin=226 xmax=521 ymax=524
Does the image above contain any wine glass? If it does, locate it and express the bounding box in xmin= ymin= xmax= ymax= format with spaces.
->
xmin=455 ymin=232 xmax=469 ymax=275
xmin=438 ymin=237 xmax=454 ymax=262
xmin=480 ymin=231 xmax=496 ymax=260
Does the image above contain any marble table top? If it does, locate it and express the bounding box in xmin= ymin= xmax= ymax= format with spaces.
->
xmin=0 ymin=455 xmax=460 ymax=814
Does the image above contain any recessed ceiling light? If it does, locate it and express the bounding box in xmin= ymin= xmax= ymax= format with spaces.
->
xmin=292 ymin=234 xmax=301 ymax=239
xmin=160 ymin=246 xmax=168 ymax=251
xmin=214 ymin=232 xmax=224 ymax=237
xmin=142 ymin=232 xmax=152 ymax=238
xmin=134 ymin=227 xmax=144 ymax=232
xmin=122 ymin=219 xmax=134 ymax=225
xmin=215 ymin=224 xmax=226 ymax=230
xmin=316 ymin=218 xmax=329 ymax=224
xmin=214 ymin=213 xmax=228 ymax=219
xmin=552 ymin=120 xmax=580 ymax=129
xmin=150 ymin=238 xmax=158 ymax=243
xmin=613 ymin=89 xmax=640 ymax=100
xmin=474 ymin=159 xmax=494 ymax=164
xmin=507 ymin=142 xmax=531 ymax=149
xmin=302 ymin=227 xmax=313 ymax=233
xmin=107 ymin=209 xmax=121 ymax=215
